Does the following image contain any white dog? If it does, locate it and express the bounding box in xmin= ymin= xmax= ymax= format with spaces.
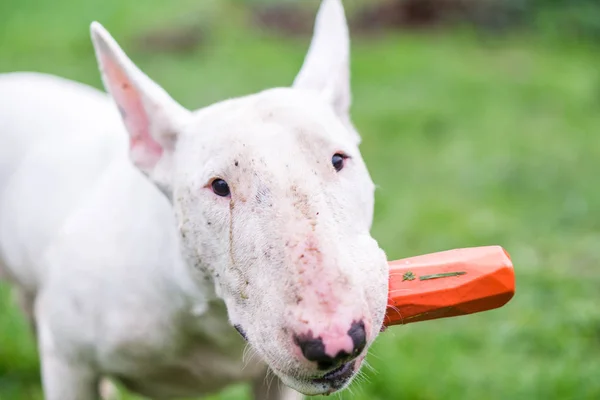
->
xmin=0 ymin=0 xmax=389 ymax=398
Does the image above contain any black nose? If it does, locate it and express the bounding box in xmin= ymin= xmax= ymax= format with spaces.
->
xmin=294 ymin=321 xmax=367 ymax=371
xmin=348 ymin=320 xmax=367 ymax=353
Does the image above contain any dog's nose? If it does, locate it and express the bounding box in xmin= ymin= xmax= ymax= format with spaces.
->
xmin=294 ymin=321 xmax=367 ymax=370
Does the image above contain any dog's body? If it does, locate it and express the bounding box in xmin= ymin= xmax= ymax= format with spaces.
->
xmin=0 ymin=72 xmax=275 ymax=399
xmin=0 ymin=1 xmax=389 ymax=399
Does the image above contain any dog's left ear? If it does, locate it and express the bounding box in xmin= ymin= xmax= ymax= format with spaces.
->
xmin=293 ymin=0 xmax=359 ymax=143
xmin=90 ymin=22 xmax=191 ymax=192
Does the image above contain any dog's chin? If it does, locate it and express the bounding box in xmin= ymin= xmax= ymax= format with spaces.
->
xmin=275 ymin=359 xmax=362 ymax=396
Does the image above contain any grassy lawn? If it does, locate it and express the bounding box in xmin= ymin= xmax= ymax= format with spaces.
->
xmin=1 ymin=1 xmax=600 ymax=399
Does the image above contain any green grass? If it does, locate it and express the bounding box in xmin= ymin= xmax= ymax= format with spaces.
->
xmin=2 ymin=1 xmax=600 ymax=399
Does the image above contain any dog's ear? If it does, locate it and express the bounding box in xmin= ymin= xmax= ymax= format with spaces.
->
xmin=90 ymin=22 xmax=191 ymax=189
xmin=293 ymin=0 xmax=359 ymax=142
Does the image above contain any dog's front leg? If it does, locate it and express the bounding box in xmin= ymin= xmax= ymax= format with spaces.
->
xmin=252 ymin=371 xmax=304 ymax=400
xmin=37 ymin=320 xmax=100 ymax=400
xmin=39 ymin=352 xmax=99 ymax=400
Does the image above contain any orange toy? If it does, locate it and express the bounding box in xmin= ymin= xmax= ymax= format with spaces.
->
xmin=384 ymin=246 xmax=515 ymax=327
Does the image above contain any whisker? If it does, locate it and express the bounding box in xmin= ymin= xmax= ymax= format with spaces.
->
xmin=242 ymin=343 xmax=251 ymax=362
xmin=262 ymin=368 xmax=274 ymax=396
xmin=386 ymin=303 xmax=405 ymax=325
xmin=363 ymin=359 xmax=377 ymax=375
xmin=268 ymin=369 xmax=278 ymax=397
xmin=346 ymin=384 xmax=355 ymax=396
xmin=359 ymin=369 xmax=372 ymax=384
xmin=367 ymin=349 xmax=383 ymax=362
xmin=242 ymin=344 xmax=260 ymax=370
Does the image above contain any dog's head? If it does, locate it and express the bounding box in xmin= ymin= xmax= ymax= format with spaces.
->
xmin=91 ymin=0 xmax=388 ymax=395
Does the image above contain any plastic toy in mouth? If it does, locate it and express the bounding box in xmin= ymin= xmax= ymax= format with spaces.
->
xmin=383 ymin=246 xmax=515 ymax=328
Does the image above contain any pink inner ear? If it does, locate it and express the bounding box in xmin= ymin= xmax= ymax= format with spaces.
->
xmin=101 ymin=53 xmax=163 ymax=169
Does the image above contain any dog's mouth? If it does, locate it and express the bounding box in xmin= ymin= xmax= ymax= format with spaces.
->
xmin=275 ymin=358 xmax=361 ymax=396
xmin=232 ymin=324 xmax=358 ymax=393
xmin=310 ymin=361 xmax=356 ymax=390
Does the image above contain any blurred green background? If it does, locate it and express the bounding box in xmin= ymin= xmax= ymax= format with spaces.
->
xmin=1 ymin=0 xmax=600 ymax=399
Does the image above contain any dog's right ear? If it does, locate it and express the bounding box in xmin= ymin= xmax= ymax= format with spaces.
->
xmin=90 ymin=22 xmax=191 ymax=189
xmin=293 ymin=0 xmax=360 ymax=143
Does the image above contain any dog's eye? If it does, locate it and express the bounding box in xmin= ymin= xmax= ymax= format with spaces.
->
xmin=332 ymin=153 xmax=347 ymax=172
xmin=211 ymin=179 xmax=230 ymax=197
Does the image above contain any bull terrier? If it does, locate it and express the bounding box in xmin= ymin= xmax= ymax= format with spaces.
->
xmin=0 ymin=0 xmax=389 ymax=398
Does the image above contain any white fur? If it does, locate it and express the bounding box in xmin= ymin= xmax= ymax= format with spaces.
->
xmin=0 ymin=0 xmax=389 ymax=398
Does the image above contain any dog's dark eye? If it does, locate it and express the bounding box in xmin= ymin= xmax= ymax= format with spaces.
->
xmin=332 ymin=153 xmax=346 ymax=172
xmin=211 ymin=179 xmax=230 ymax=197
